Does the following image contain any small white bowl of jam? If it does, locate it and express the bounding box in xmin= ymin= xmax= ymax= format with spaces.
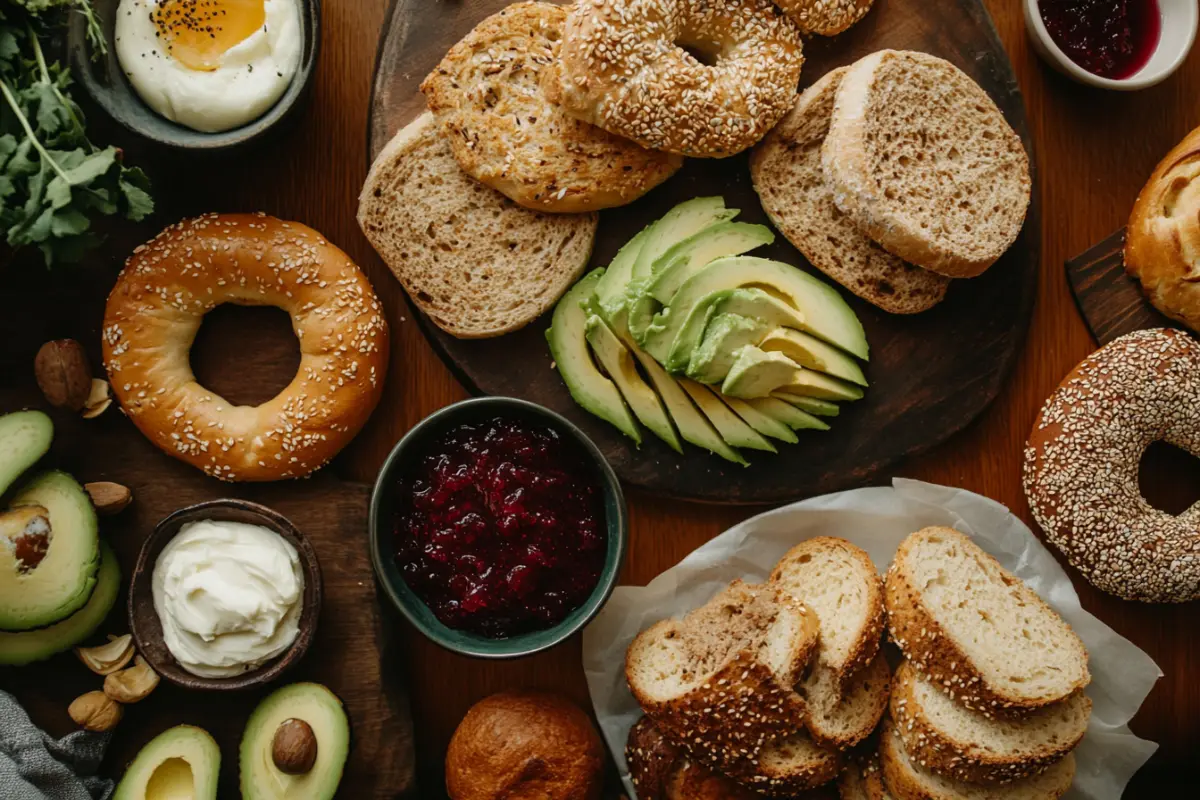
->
xmin=1025 ymin=0 xmax=1197 ymax=90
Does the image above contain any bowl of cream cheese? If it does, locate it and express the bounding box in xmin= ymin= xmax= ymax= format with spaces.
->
xmin=129 ymin=499 xmax=321 ymax=690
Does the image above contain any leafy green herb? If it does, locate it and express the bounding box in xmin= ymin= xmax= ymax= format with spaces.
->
xmin=1 ymin=0 xmax=154 ymax=266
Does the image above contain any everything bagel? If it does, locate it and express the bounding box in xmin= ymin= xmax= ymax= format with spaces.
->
xmin=549 ymin=0 xmax=805 ymax=158
xmin=1023 ymin=328 xmax=1200 ymax=603
xmin=102 ymin=214 xmax=389 ymax=482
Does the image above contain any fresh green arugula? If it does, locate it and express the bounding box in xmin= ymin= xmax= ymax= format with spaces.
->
xmin=0 ymin=0 xmax=154 ymax=266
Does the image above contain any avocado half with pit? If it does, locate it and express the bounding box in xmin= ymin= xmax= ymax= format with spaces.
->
xmin=114 ymin=725 xmax=220 ymax=800
xmin=0 ymin=410 xmax=53 ymax=497
xmin=0 ymin=470 xmax=99 ymax=631
xmin=240 ymin=682 xmax=350 ymax=800
xmin=0 ymin=542 xmax=120 ymax=665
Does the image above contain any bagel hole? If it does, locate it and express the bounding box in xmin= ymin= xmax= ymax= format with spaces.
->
xmin=190 ymin=304 xmax=300 ymax=407
xmin=1138 ymin=441 xmax=1200 ymax=516
xmin=678 ymin=41 xmax=719 ymax=66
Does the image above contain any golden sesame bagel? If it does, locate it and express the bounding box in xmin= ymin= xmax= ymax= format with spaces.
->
xmin=550 ymin=0 xmax=804 ymax=158
xmin=102 ymin=214 xmax=389 ymax=482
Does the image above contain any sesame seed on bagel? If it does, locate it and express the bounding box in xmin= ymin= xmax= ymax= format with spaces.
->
xmin=549 ymin=0 xmax=805 ymax=158
xmin=1023 ymin=328 xmax=1200 ymax=603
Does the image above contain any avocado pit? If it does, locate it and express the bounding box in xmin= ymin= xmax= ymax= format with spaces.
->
xmin=272 ymin=718 xmax=318 ymax=774
xmin=0 ymin=506 xmax=51 ymax=573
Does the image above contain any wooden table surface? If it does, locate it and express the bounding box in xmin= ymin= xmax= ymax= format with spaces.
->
xmin=24 ymin=0 xmax=1200 ymax=795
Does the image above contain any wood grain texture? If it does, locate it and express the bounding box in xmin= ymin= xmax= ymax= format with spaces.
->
xmin=368 ymin=0 xmax=1040 ymax=504
xmin=0 ymin=0 xmax=1195 ymax=796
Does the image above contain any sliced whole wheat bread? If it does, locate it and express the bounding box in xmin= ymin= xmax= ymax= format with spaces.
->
xmin=357 ymin=111 xmax=596 ymax=338
xmin=884 ymin=528 xmax=1090 ymax=717
xmin=751 ymin=69 xmax=948 ymax=314
xmin=722 ymin=729 xmax=845 ymax=797
xmin=771 ymin=536 xmax=886 ymax=689
xmin=878 ymin=719 xmax=1075 ymax=800
xmin=625 ymin=581 xmax=818 ymax=770
xmin=838 ymin=755 xmax=895 ymax=800
xmin=890 ymin=660 xmax=1090 ymax=785
xmin=822 ymin=50 xmax=1031 ymax=278
xmin=420 ymin=2 xmax=680 ymax=213
xmin=775 ymin=0 xmax=876 ymax=36
xmin=801 ymin=653 xmax=891 ymax=750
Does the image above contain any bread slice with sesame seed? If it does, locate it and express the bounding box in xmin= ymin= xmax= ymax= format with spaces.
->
xmin=878 ymin=718 xmax=1075 ymax=800
xmin=800 ymin=653 xmax=890 ymax=750
xmin=357 ymin=111 xmax=597 ymax=339
xmin=890 ymin=660 xmax=1090 ymax=785
xmin=625 ymin=581 xmax=818 ymax=771
xmin=771 ymin=537 xmax=886 ymax=690
xmin=722 ymin=729 xmax=845 ymax=797
xmin=775 ymin=0 xmax=876 ymax=36
xmin=884 ymin=527 xmax=1090 ymax=717
xmin=838 ymin=754 xmax=894 ymax=800
xmin=750 ymin=69 xmax=949 ymax=314
xmin=420 ymin=2 xmax=681 ymax=212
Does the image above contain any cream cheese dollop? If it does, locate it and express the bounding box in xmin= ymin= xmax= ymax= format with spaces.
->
xmin=152 ymin=519 xmax=303 ymax=678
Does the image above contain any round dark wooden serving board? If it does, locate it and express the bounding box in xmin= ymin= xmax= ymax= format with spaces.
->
xmin=368 ymin=0 xmax=1040 ymax=504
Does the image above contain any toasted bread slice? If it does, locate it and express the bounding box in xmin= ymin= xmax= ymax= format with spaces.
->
xmin=801 ymin=654 xmax=890 ymax=750
xmin=751 ymin=69 xmax=948 ymax=314
xmin=626 ymin=581 xmax=818 ymax=769
xmin=771 ymin=537 xmax=885 ymax=688
xmin=878 ymin=719 xmax=1075 ymax=800
xmin=884 ymin=527 xmax=1090 ymax=717
xmin=838 ymin=755 xmax=894 ymax=800
xmin=775 ymin=0 xmax=875 ymax=35
xmin=420 ymin=2 xmax=680 ymax=212
xmin=723 ymin=730 xmax=845 ymax=797
xmin=823 ymin=50 xmax=1030 ymax=278
xmin=358 ymin=111 xmax=596 ymax=338
xmin=890 ymin=661 xmax=1090 ymax=785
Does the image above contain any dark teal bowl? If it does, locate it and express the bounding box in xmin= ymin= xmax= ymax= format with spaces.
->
xmin=368 ymin=397 xmax=627 ymax=659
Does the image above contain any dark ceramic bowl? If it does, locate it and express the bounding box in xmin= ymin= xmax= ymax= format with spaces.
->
xmin=369 ymin=397 xmax=628 ymax=659
xmin=128 ymin=499 xmax=321 ymax=691
xmin=67 ymin=0 xmax=321 ymax=151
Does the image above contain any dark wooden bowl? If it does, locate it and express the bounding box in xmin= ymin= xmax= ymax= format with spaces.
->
xmin=128 ymin=499 xmax=322 ymax=691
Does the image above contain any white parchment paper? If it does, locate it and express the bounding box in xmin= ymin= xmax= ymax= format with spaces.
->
xmin=583 ymin=479 xmax=1161 ymax=800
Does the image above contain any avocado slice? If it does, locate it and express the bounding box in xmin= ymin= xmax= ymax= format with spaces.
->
xmin=723 ymin=348 xmax=864 ymax=401
xmin=0 ymin=410 xmax=53 ymax=497
xmin=746 ymin=397 xmax=831 ymax=432
xmin=721 ymin=396 xmax=800 ymax=443
xmin=760 ymin=328 xmax=868 ymax=387
xmin=0 ymin=542 xmax=119 ymax=666
xmin=114 ymin=725 xmax=220 ymax=800
xmin=240 ymin=682 xmax=350 ymax=800
xmin=772 ymin=393 xmax=841 ymax=417
xmin=648 ymin=221 xmax=776 ymax=305
xmin=595 ymin=228 xmax=651 ymax=329
xmin=641 ymin=256 xmax=869 ymax=368
xmin=0 ymin=471 xmax=99 ymax=631
xmin=681 ymin=380 xmax=775 ymax=453
xmin=631 ymin=196 xmax=735 ymax=282
xmin=547 ymin=270 xmax=641 ymax=444
xmin=687 ymin=313 xmax=770 ymax=384
xmin=777 ymin=369 xmax=865 ymax=402
xmin=586 ymin=315 xmax=682 ymax=452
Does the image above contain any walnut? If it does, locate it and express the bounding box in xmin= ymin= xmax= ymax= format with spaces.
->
xmin=68 ymin=691 xmax=123 ymax=732
xmin=34 ymin=339 xmax=92 ymax=411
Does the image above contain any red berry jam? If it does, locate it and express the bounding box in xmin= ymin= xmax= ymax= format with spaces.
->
xmin=1040 ymin=0 xmax=1161 ymax=80
xmin=393 ymin=416 xmax=607 ymax=639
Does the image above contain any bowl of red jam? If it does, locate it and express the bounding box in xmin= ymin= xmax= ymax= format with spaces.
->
xmin=368 ymin=397 xmax=627 ymax=659
xmin=1025 ymin=0 xmax=1196 ymax=89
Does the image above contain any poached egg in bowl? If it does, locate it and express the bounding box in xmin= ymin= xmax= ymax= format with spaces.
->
xmin=115 ymin=0 xmax=302 ymax=133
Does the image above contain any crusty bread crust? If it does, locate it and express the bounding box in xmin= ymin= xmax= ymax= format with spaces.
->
xmin=890 ymin=661 xmax=1090 ymax=785
xmin=802 ymin=654 xmax=890 ymax=750
xmin=627 ymin=717 xmax=763 ymax=800
xmin=1124 ymin=125 xmax=1200 ymax=332
xmin=884 ymin=528 xmax=1090 ymax=717
xmin=823 ymin=50 xmax=1030 ymax=278
xmin=719 ymin=729 xmax=844 ymax=797
xmin=775 ymin=0 xmax=875 ymax=36
xmin=420 ymin=2 xmax=680 ymax=212
xmin=837 ymin=755 xmax=893 ymax=800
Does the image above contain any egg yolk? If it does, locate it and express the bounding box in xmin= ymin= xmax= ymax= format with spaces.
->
xmin=152 ymin=0 xmax=267 ymax=71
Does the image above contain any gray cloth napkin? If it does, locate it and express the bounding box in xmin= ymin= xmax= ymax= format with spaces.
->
xmin=0 ymin=691 xmax=113 ymax=800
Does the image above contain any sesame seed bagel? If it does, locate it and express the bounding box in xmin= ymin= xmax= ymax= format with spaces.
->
xmin=1023 ymin=328 xmax=1200 ymax=603
xmin=551 ymin=0 xmax=805 ymax=158
xmin=420 ymin=2 xmax=681 ymax=212
xmin=775 ymin=0 xmax=875 ymax=36
xmin=102 ymin=214 xmax=388 ymax=482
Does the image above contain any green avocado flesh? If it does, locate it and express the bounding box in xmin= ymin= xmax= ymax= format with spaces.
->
xmin=681 ymin=381 xmax=774 ymax=454
xmin=586 ymin=315 xmax=681 ymax=452
xmin=114 ymin=725 xmax=220 ymax=800
xmin=0 ymin=410 xmax=53 ymax=497
xmin=0 ymin=542 xmax=119 ymax=666
xmin=722 ymin=396 xmax=800 ymax=443
xmin=673 ymin=288 xmax=808 ymax=377
xmin=648 ymin=221 xmax=775 ymax=305
xmin=723 ymin=347 xmax=864 ymax=402
xmin=747 ymin=397 xmax=830 ymax=432
xmin=687 ymin=313 xmax=769 ymax=384
xmin=547 ymin=270 xmax=641 ymax=444
xmin=241 ymin=682 xmax=350 ymax=800
xmin=773 ymin=393 xmax=840 ymax=417
xmin=759 ymin=328 xmax=868 ymax=387
xmin=0 ymin=471 xmax=99 ymax=631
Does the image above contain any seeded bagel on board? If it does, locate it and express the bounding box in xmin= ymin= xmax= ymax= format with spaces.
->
xmin=420 ymin=2 xmax=680 ymax=212
xmin=1023 ymin=328 xmax=1200 ymax=603
xmin=551 ymin=0 xmax=805 ymax=158
xmin=775 ymin=0 xmax=875 ymax=36
xmin=102 ymin=214 xmax=388 ymax=482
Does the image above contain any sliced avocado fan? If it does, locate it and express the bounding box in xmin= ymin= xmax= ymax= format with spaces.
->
xmin=772 ymin=393 xmax=841 ymax=417
xmin=680 ymin=381 xmax=775 ymax=453
xmin=586 ymin=315 xmax=682 ymax=453
xmin=759 ymin=327 xmax=867 ymax=387
xmin=723 ymin=347 xmax=864 ymax=402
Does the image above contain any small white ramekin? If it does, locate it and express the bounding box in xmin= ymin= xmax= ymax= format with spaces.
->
xmin=1024 ymin=0 xmax=1198 ymax=90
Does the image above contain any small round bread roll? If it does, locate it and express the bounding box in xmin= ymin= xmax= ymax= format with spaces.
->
xmin=1125 ymin=125 xmax=1200 ymax=332
xmin=446 ymin=692 xmax=604 ymax=800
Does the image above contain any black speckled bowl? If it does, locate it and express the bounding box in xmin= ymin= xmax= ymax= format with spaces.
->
xmin=67 ymin=0 xmax=321 ymax=151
